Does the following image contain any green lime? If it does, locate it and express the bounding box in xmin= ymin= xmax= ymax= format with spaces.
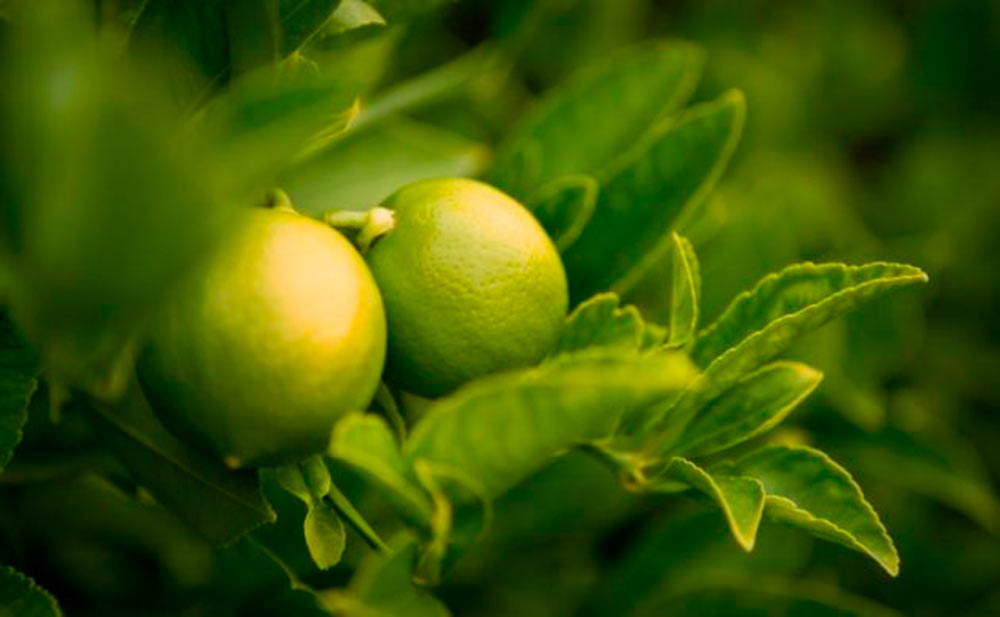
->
xmin=366 ymin=178 xmax=568 ymax=397
xmin=137 ymin=207 xmax=386 ymax=468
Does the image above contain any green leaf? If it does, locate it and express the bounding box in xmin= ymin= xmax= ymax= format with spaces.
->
xmin=274 ymin=464 xmax=314 ymax=506
xmin=328 ymin=412 xmax=434 ymax=527
xmin=553 ymin=293 xmax=644 ymax=355
xmin=321 ymin=535 xmax=450 ymax=617
xmin=84 ymin=385 xmax=276 ymax=544
xmin=666 ymin=233 xmax=701 ymax=348
xmin=0 ymin=565 xmax=63 ymax=617
xmin=528 ymin=175 xmax=598 ymax=252
xmin=490 ymin=40 xmax=704 ymax=197
xmin=304 ymin=501 xmax=347 ymax=570
xmin=675 ymin=361 xmax=822 ymax=458
xmin=647 ymin=262 xmax=927 ymax=449
xmin=728 ymin=445 xmax=900 ymax=576
xmin=650 ymin=457 xmax=765 ymax=552
xmin=692 ymin=262 xmax=929 ymax=367
xmin=0 ymin=314 xmax=38 ymax=472
xmin=404 ymin=351 xmax=698 ymax=498
xmin=300 ymin=455 xmax=333 ymax=500
xmin=327 ymin=0 xmax=386 ymax=34
xmin=283 ymin=118 xmax=488 ymax=213
xmin=0 ymin=5 xmax=236 ymax=393
xmin=630 ymin=575 xmax=901 ymax=617
xmin=410 ymin=459 xmax=492 ymax=585
xmin=563 ymin=90 xmax=746 ymax=303
xmin=131 ymin=0 xmax=345 ymax=106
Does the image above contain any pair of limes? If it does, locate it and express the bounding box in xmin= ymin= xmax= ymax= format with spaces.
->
xmin=136 ymin=179 xmax=568 ymax=468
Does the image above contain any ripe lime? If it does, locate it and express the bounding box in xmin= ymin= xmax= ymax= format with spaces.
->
xmin=137 ymin=207 xmax=386 ymax=467
xmin=366 ymin=178 xmax=568 ymax=397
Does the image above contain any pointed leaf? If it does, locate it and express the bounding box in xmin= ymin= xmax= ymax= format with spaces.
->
xmin=676 ymin=362 xmax=823 ymax=457
xmin=528 ymin=175 xmax=598 ymax=252
xmin=328 ymin=413 xmax=434 ymax=526
xmin=327 ymin=0 xmax=386 ymax=34
xmin=84 ymin=385 xmax=276 ymax=544
xmin=563 ymin=90 xmax=745 ymax=303
xmin=0 ymin=314 xmax=39 ymax=472
xmin=0 ymin=565 xmax=63 ymax=617
xmin=667 ymin=233 xmax=701 ymax=348
xmin=648 ymin=262 xmax=927 ymax=449
xmin=404 ymin=351 xmax=698 ymax=498
xmin=554 ymin=293 xmax=644 ymax=355
xmin=274 ymin=464 xmax=314 ymax=506
xmin=651 ymin=457 xmax=765 ymax=552
xmin=304 ymin=501 xmax=347 ymax=570
xmin=729 ymin=445 xmax=900 ymax=576
xmin=490 ymin=40 xmax=704 ymax=197
xmin=692 ymin=262 xmax=929 ymax=367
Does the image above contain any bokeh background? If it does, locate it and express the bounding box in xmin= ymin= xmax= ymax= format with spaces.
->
xmin=2 ymin=1 xmax=998 ymax=615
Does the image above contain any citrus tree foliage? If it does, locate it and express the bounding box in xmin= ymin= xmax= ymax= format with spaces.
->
xmin=0 ymin=2 xmax=938 ymax=616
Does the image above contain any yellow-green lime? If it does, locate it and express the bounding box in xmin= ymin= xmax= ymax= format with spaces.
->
xmin=366 ymin=178 xmax=568 ymax=397
xmin=136 ymin=207 xmax=386 ymax=468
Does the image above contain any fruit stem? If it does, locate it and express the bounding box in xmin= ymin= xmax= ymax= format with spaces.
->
xmin=324 ymin=483 xmax=391 ymax=555
xmin=263 ymin=188 xmax=296 ymax=212
xmin=324 ymin=207 xmax=396 ymax=253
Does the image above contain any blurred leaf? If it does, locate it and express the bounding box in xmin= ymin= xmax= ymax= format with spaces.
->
xmin=675 ymin=361 xmax=822 ymax=458
xmin=275 ymin=464 xmax=314 ymax=506
xmin=692 ymin=262 xmax=929 ymax=367
xmin=328 ymin=0 xmax=386 ymax=34
xmin=835 ymin=427 xmax=1000 ymax=532
xmin=328 ymin=412 xmax=434 ymax=527
xmin=528 ymin=175 xmax=598 ymax=252
xmin=304 ymin=501 xmax=346 ymax=569
xmin=321 ymin=535 xmax=450 ymax=617
xmin=647 ymin=262 xmax=927 ymax=449
xmin=0 ymin=564 xmax=63 ymax=617
xmin=0 ymin=3 xmax=236 ymax=393
xmin=412 ymin=458 xmax=491 ymax=585
xmin=563 ymin=90 xmax=745 ymax=303
xmin=651 ymin=457 xmax=765 ymax=551
xmin=131 ymin=0 xmax=345 ymax=105
xmin=667 ymin=232 xmax=700 ymax=348
xmin=404 ymin=350 xmax=698 ymax=498
xmin=553 ymin=293 xmax=644 ymax=355
xmin=0 ymin=313 xmax=38 ymax=472
xmin=84 ymin=384 xmax=276 ymax=544
xmin=630 ymin=575 xmax=900 ymax=617
xmin=490 ymin=40 xmax=704 ymax=197
xmin=727 ymin=445 xmax=900 ymax=576
xmin=283 ymin=117 xmax=488 ymax=213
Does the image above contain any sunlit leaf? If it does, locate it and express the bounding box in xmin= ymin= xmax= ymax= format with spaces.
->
xmin=304 ymin=501 xmax=347 ymax=570
xmin=404 ymin=351 xmax=698 ymax=498
xmin=727 ymin=445 xmax=900 ymax=576
xmin=675 ymin=361 xmax=822 ymax=457
xmin=666 ymin=233 xmax=701 ymax=348
xmin=647 ymin=262 xmax=927 ymax=449
xmin=554 ymin=293 xmax=644 ymax=355
xmin=692 ymin=262 xmax=929 ymax=367
xmin=650 ymin=457 xmax=765 ymax=551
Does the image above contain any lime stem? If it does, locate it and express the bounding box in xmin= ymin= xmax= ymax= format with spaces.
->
xmin=324 ymin=207 xmax=395 ymax=253
xmin=263 ymin=188 xmax=296 ymax=212
xmin=324 ymin=483 xmax=391 ymax=555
